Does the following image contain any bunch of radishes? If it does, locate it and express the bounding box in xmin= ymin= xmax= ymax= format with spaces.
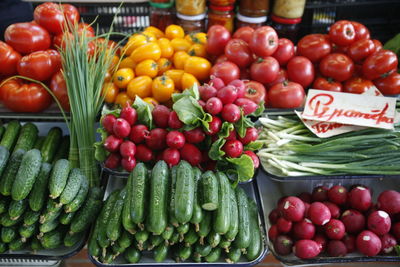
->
xmin=268 ymin=185 xmax=400 ymax=259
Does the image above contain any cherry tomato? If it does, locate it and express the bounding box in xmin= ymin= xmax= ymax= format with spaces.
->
xmin=362 ymin=50 xmax=398 ymax=80
xmin=17 ymin=50 xmax=61 ymax=81
xmin=183 ymin=56 xmax=212 ymax=81
xmin=224 ymin=39 xmax=252 ymax=68
xmin=268 ymin=81 xmax=305 ymax=108
xmin=130 ymin=42 xmax=161 ymax=63
xmin=351 ymin=21 xmax=370 ymax=41
xmin=232 ymin=26 xmax=254 ymax=44
xmin=319 ymin=53 xmax=355 ymax=82
xmin=135 ymin=59 xmax=158 ymax=78
xmin=152 ymin=75 xmax=175 ymax=102
xmin=244 ymin=80 xmax=267 ymax=104
xmin=206 ymin=25 xmax=231 ymax=56
xmin=50 ymin=70 xmax=70 ymax=111
xmin=374 ymin=72 xmax=400 ymax=95
xmin=272 ymin=38 xmax=295 ymax=66
xmin=287 ymin=56 xmax=315 ymax=88
xmin=210 ymin=61 xmax=240 ymax=84
xmin=343 ymin=77 xmax=374 ymax=94
xmin=266 ymin=69 xmax=288 ymax=88
xmin=312 ymin=77 xmax=342 ymax=92
xmin=0 ymin=41 xmax=21 ymax=76
xmin=372 ymin=39 xmax=383 ymax=52
xmin=250 ymin=26 xmax=278 ymax=57
xmin=165 ymin=24 xmax=184 ymax=40
xmin=347 ymin=39 xmax=376 ymax=63
xmin=173 ymin=51 xmax=190 ymax=70
xmin=297 ymin=34 xmax=332 ymax=63
xmin=5 ymin=22 xmax=51 ymax=54
xmin=250 ymin=57 xmax=280 ymax=84
xmin=329 ymin=20 xmax=356 ymax=46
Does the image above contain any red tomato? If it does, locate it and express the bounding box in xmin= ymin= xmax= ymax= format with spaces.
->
xmin=272 ymin=38 xmax=295 ymax=66
xmin=240 ymin=67 xmax=251 ymax=80
xmin=312 ymin=77 xmax=343 ymax=92
xmin=374 ymin=72 xmax=400 ymax=95
xmin=0 ymin=41 xmax=21 ymax=76
xmin=297 ymin=34 xmax=332 ymax=63
xmin=362 ymin=50 xmax=398 ymax=80
xmin=351 ymin=21 xmax=370 ymax=41
xmin=17 ymin=50 xmax=61 ymax=81
xmin=232 ymin=26 xmax=254 ymax=44
xmin=329 ymin=20 xmax=356 ymax=46
xmin=268 ymin=81 xmax=305 ymax=108
xmin=319 ymin=53 xmax=354 ymax=82
xmin=210 ymin=61 xmax=240 ymax=84
xmin=244 ymin=80 xmax=267 ymax=104
xmin=4 ymin=22 xmax=51 ymax=54
xmin=287 ymin=56 xmax=315 ymax=88
xmin=343 ymin=77 xmax=374 ymax=94
xmin=78 ymin=22 xmax=95 ymax=37
xmin=250 ymin=57 xmax=280 ymax=84
xmin=347 ymin=39 xmax=376 ymax=63
xmin=50 ymin=70 xmax=70 ymax=111
xmin=266 ymin=69 xmax=288 ymax=88
xmin=249 ymin=26 xmax=278 ymax=57
xmin=206 ymin=25 xmax=231 ymax=56
xmin=0 ymin=78 xmax=52 ymax=112
xmin=224 ymin=39 xmax=252 ymax=68
xmin=34 ymin=3 xmax=80 ymax=35
xmin=372 ymin=39 xmax=383 ymax=52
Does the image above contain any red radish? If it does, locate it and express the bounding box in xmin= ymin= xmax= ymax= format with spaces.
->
xmin=280 ymin=196 xmax=305 ymax=222
xmin=209 ymin=76 xmax=225 ymax=90
xmin=119 ymin=140 xmax=136 ymax=158
xmin=152 ymin=105 xmax=170 ymax=128
xmin=269 ymin=209 xmax=280 ymax=224
xmin=217 ymin=85 xmax=238 ymax=104
xmin=341 ymin=209 xmax=366 ymax=234
xmin=184 ymin=128 xmax=206 ymax=144
xmin=206 ymin=116 xmax=222 ymax=136
xmin=328 ymin=185 xmax=348 ymax=205
xmin=323 ymin=202 xmax=340 ymax=219
xmin=238 ymin=127 xmax=258 ymax=145
xmin=162 ymin=148 xmax=180 ymax=166
xmin=325 ymin=219 xmax=345 ymax=240
xmin=166 ymin=131 xmax=185 ymax=149
xmin=268 ymin=225 xmax=279 ymax=241
xmin=342 ymin=234 xmax=356 ymax=253
xmin=120 ymin=105 xmax=138 ymax=125
xmin=273 ymin=235 xmax=293 ymax=255
xmin=113 ymin=118 xmax=131 ymax=138
xmin=313 ymin=234 xmax=327 ymax=252
xmin=293 ymin=219 xmax=315 ymax=240
xmin=294 ymin=240 xmax=321 ymax=259
xmin=104 ymin=135 xmax=123 ymax=152
xmin=309 ymin=202 xmax=331 ymax=225
xmin=327 ymin=240 xmax=347 ymax=257
xmin=121 ymin=157 xmax=136 ymax=172
xmin=229 ymin=79 xmax=246 ymax=98
xmin=304 ymin=202 xmax=310 ymax=218
xmin=367 ymin=210 xmax=391 ymax=235
xmin=222 ymin=139 xmax=243 ymax=158
xmin=235 ymin=98 xmax=258 ymax=115
xmin=168 ymin=111 xmax=183 ymax=129
xmin=145 ymin=128 xmax=168 ymax=150
xmin=380 ymin=233 xmax=397 ymax=254
xmin=312 ymin=186 xmax=329 ymax=202
xmin=225 ymin=129 xmax=236 ymax=141
xmin=277 ymin=217 xmax=292 ymax=233
xmin=244 ymin=150 xmax=259 ymax=168
xmin=221 ymin=104 xmax=241 ymax=123
xmin=199 ymin=84 xmax=217 ymax=101
xmin=180 ymin=143 xmax=202 ymax=166
xmin=198 ymin=100 xmax=206 ymax=109
xmin=102 ymin=114 xmax=117 ymax=134
xmin=205 ymin=97 xmax=223 ymax=115
xmin=356 ymin=230 xmax=382 ymax=256
xmin=297 ymin=192 xmax=312 ymax=203
xmin=349 ymin=186 xmax=372 ymax=212
xmin=377 ymin=190 xmax=400 ymax=215
xmin=392 ymin=222 xmax=400 ymax=240
xmin=135 ymin=144 xmax=153 ymax=162
xmin=129 ymin=124 xmax=149 ymax=144
xmin=104 ymin=153 xmax=121 ymax=169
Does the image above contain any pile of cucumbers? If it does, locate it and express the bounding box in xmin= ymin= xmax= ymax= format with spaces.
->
xmin=0 ymin=121 xmax=102 ymax=252
xmin=89 ymin=160 xmax=263 ymax=264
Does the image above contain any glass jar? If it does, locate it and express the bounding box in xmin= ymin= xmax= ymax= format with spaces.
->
xmin=176 ymin=0 xmax=206 ymax=16
xmin=209 ymin=0 xmax=236 ymax=6
xmin=149 ymin=2 xmax=175 ymax=32
xmin=207 ymin=5 xmax=234 ymax=33
xmin=239 ymin=0 xmax=270 ymax=17
xmin=272 ymin=0 xmax=306 ymax=19
xmin=270 ymin=14 xmax=301 ymax=42
xmin=176 ymin=12 xmax=206 ymax=33
xmin=236 ymin=13 xmax=267 ymax=29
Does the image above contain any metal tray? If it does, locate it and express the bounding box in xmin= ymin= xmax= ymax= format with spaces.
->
xmin=0 ymin=104 xmax=69 ymax=122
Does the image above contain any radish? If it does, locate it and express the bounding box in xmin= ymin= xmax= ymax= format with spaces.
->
xmin=325 ymin=219 xmax=345 ymax=240
xmin=312 ymin=186 xmax=329 ymax=202
xmin=120 ymin=105 xmax=138 ymax=125
xmin=342 ymin=234 xmax=356 ymax=253
xmin=309 ymin=202 xmax=331 ymax=226
xmin=113 ymin=118 xmax=131 ymax=138
xmin=349 ymin=186 xmax=372 ymax=212
xmin=328 ymin=185 xmax=348 ymax=206
xmin=209 ymin=77 xmax=225 ymax=90
xmin=268 ymin=225 xmax=279 ymax=241
xmin=104 ymin=153 xmax=121 ymax=169
xmin=104 ymin=135 xmax=123 ymax=152
xmin=377 ymin=190 xmax=400 ymax=215
xmin=327 ymin=240 xmax=347 ymax=257
xmin=238 ymin=127 xmax=258 ymax=145
xmin=356 ymin=230 xmax=382 ymax=256
xmin=119 ymin=140 xmax=136 ymax=158
xmin=129 ymin=124 xmax=149 ymax=144
xmin=102 ymin=114 xmax=117 ymax=134
xmin=168 ymin=111 xmax=183 ymax=129
xmin=293 ymin=219 xmax=315 ymax=240
xmin=244 ymin=150 xmax=259 ymax=168
xmin=184 ymin=128 xmax=206 ymax=144
xmin=180 ymin=143 xmax=202 ymax=166
xmin=269 ymin=209 xmax=280 ymax=224
xmin=341 ymin=209 xmax=366 ymax=234
xmin=273 ymin=235 xmax=293 ymax=256
xmin=229 ymin=79 xmax=246 ymax=98
xmin=297 ymin=192 xmax=312 ymax=203
xmin=367 ymin=210 xmax=391 ymax=235
xmin=162 ymin=148 xmax=180 ymax=166
xmin=206 ymin=116 xmax=222 ymax=136
xmin=313 ymin=234 xmax=327 ymax=252
xmin=235 ymin=98 xmax=258 ymax=115
xmin=199 ymin=84 xmax=217 ymax=101
xmin=225 ymin=129 xmax=237 ymax=140
xmin=392 ymin=222 xmax=400 ymax=240
xmin=152 ymin=105 xmax=170 ymax=128
xmin=304 ymin=202 xmax=310 ymax=218
xmin=205 ymin=97 xmax=223 ymax=115
xmin=277 ymin=217 xmax=292 ymax=233
xmin=135 ymin=144 xmax=153 ymax=162
xmin=166 ymin=131 xmax=185 ymax=149
xmin=380 ymin=233 xmax=397 ymax=254
xmin=221 ymin=103 xmax=241 ymax=123
xmin=145 ymin=128 xmax=167 ymax=150
xmin=294 ymin=239 xmax=321 ymax=259
xmin=217 ymin=85 xmax=238 ymax=104
xmin=323 ymin=202 xmax=340 ymax=219
xmin=121 ymin=157 xmax=136 ymax=172
xmin=222 ymin=140 xmax=243 ymax=158
xmin=280 ymin=196 xmax=305 ymax=222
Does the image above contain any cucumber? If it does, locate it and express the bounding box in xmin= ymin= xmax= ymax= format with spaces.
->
xmin=148 ymin=161 xmax=169 ymax=235
xmin=177 ymin=223 xmax=189 ymax=235
xmin=88 ymin=219 xmax=101 ymax=258
xmin=33 ymin=136 xmax=45 ymax=150
xmin=111 ymin=241 xmax=125 ymax=255
xmin=30 ymin=237 xmax=43 ymax=251
xmin=59 ymin=212 xmax=75 ymax=225
xmin=192 ymin=252 xmax=202 ymax=262
xmin=213 ymin=172 xmax=231 ymax=235
xmin=227 ymin=247 xmax=241 ymax=263
xmin=0 ymin=149 xmax=25 ymax=196
xmin=59 ymin=168 xmax=83 ymax=205
xmin=234 ymin=187 xmax=251 ymax=250
xmin=8 ymin=199 xmax=27 ymax=220
xmin=49 ymin=159 xmax=71 ymax=199
xmin=0 ymin=198 xmax=8 ymax=214
xmin=174 ymin=160 xmax=194 ymax=224
xmin=13 ymin=122 xmax=38 ymax=152
xmin=190 ymin=167 xmax=203 ymax=228
xmin=44 ymin=198 xmax=63 ymax=214
xmin=40 ymin=228 xmax=63 ymax=249
xmin=169 ymin=231 xmax=179 ymax=245
xmin=124 ymin=247 xmax=141 ymax=263
xmin=154 ymin=243 xmax=169 ymax=262
xmin=149 ymin=234 xmax=164 ymax=250
xmin=204 ymin=247 xmax=221 ymax=263
xmin=246 ymin=201 xmax=262 ymax=261
xmin=134 ymin=229 xmax=149 ymax=246
xmin=9 ymin=238 xmax=25 ymax=250
xmin=0 ymin=146 xmax=10 ymax=178
xmin=0 ymin=242 xmax=6 ymax=253
xmin=123 ymin=170 xmax=136 ymax=234
xmin=29 ymin=163 xmax=52 ymax=212
xmin=97 ymin=190 xmax=120 ymax=248
xmin=162 ymin=225 xmax=174 ymax=241
xmin=40 ymin=205 xmax=62 ymax=224
xmin=52 ymin=136 xmax=70 ymax=163
xmin=41 ymin=127 xmax=62 ymax=163
xmin=219 ymin=238 xmax=231 ymax=251
xmin=176 ymin=245 xmax=191 ymax=262
xmin=106 ymin=189 xmax=126 ymax=241
xmin=130 ymin=163 xmax=148 ymax=226
xmin=100 ymin=250 xmax=114 ymax=264
xmin=11 ymin=149 xmax=42 ymax=201
xmin=183 ymin=226 xmax=198 ymax=247
xmin=23 ymin=210 xmax=40 ymax=226
xmin=118 ymin=230 xmax=133 ymax=249
xmin=200 ymin=171 xmax=218 ymax=211
xmin=39 ymin=219 xmax=59 ymax=234
xmin=0 ymin=121 xmax=20 ymax=150
xmin=168 ymin=165 xmax=178 ymax=227
xmin=1 ymin=213 xmax=22 ymax=226
xmin=198 ymin=211 xmax=212 ymax=244
xmin=64 ymin=231 xmax=81 ymax=247
xmin=1 ymin=226 xmax=16 ymax=243
xmin=19 ymin=223 xmax=37 ymax=239
xmin=207 ymin=231 xmax=221 ymax=248
xmin=64 ymin=174 xmax=89 ymax=213
xmin=194 ymin=243 xmax=212 ymax=257
xmin=225 ymin=184 xmax=239 ymax=241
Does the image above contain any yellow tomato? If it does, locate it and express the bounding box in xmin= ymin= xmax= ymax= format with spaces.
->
xmin=165 ymin=25 xmax=184 ymax=40
xmin=183 ymin=56 xmax=211 ymax=81
xmin=170 ymin=38 xmax=191 ymax=52
xmin=188 ymin=43 xmax=206 ymax=57
xmin=194 ymin=32 xmax=207 ymax=45
xmin=157 ymin=38 xmax=174 ymax=59
xmin=127 ymin=76 xmax=153 ymax=99
xmin=144 ymin=26 xmax=165 ymax=39
xmin=181 ymin=72 xmax=199 ymax=90
xmin=113 ymin=68 xmax=135 ymax=88
xmin=143 ymin=97 xmax=159 ymax=107
xmin=135 ymin=59 xmax=158 ymax=78
xmin=109 ymin=55 xmax=120 ymax=71
xmin=184 ymin=34 xmax=194 ymax=44
xmin=152 ymin=75 xmax=175 ymax=102
xmin=164 ymin=69 xmax=184 ymax=90
xmin=119 ymin=57 xmax=137 ymax=70
xmin=141 ymin=31 xmax=157 ymax=42
xmin=102 ymin=82 xmax=119 ymax=103
xmin=157 ymin=58 xmax=172 ymax=75
xmin=173 ymin=51 xmax=190 ymax=70
xmin=104 ymin=71 xmax=112 ymax=82
xmin=130 ymin=42 xmax=161 ymax=63
xmin=123 ymin=34 xmax=148 ymax=56
xmin=115 ymin=92 xmax=132 ymax=107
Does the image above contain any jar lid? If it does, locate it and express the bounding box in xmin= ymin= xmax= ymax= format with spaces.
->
xmin=271 ymin=14 xmax=301 ymax=25
xmin=176 ymin=12 xmax=207 ymax=21
xmin=237 ymin=13 xmax=267 ymax=23
xmin=149 ymin=1 xmax=174 ymax=9
xmin=210 ymin=4 xmax=234 ymax=11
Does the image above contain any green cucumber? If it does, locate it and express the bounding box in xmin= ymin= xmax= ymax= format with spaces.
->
xmin=29 ymin=163 xmax=52 ymax=212
xmin=40 ymin=206 xmax=62 ymax=224
xmin=111 ymin=241 xmax=125 ymax=255
xmin=11 ymin=149 xmax=42 ymax=201
xmin=219 ymin=238 xmax=231 ymax=251
xmin=19 ymin=223 xmax=37 ymax=239
xmin=0 ymin=149 xmax=25 ymax=196
xmin=23 ymin=210 xmax=40 ymax=226
xmin=148 ymin=160 xmax=169 ymax=235
xmin=64 ymin=174 xmax=89 ymax=213
xmin=9 ymin=199 xmax=27 ymax=220
xmin=1 ymin=226 xmax=16 ymax=243
xmin=213 ymin=172 xmax=231 ymax=235
xmin=33 ymin=136 xmax=45 ymax=150
xmin=169 ymin=231 xmax=179 ymax=245
xmin=162 ymin=225 xmax=174 ymax=241
xmin=176 ymin=245 xmax=191 ymax=262
xmin=1 ymin=212 xmax=22 ymax=226
xmin=200 ymin=171 xmax=218 ymax=211
xmin=64 ymin=231 xmax=81 ymax=247
xmin=0 ymin=198 xmax=8 ymax=214
xmin=130 ymin=163 xmax=148 ymax=226
xmin=9 ymin=238 xmax=25 ymax=251
xmin=52 ymin=136 xmax=70 ymax=163
xmin=246 ymin=201 xmax=262 ymax=261
xmin=44 ymin=198 xmax=62 ymax=214
xmin=118 ymin=230 xmax=133 ymax=249
xmin=59 ymin=212 xmax=75 ymax=225
xmin=194 ymin=243 xmax=212 ymax=257
xmin=174 ymin=160 xmax=194 ymax=224
xmin=41 ymin=127 xmax=62 ymax=163
xmin=183 ymin=226 xmax=198 ymax=247
xmin=97 ymin=190 xmax=120 ymax=248
xmin=30 ymin=237 xmax=43 ymax=251
xmin=49 ymin=159 xmax=71 ymax=199
xmin=225 ymin=184 xmax=239 ymax=241
xmin=40 ymin=228 xmax=63 ymax=249
xmin=0 ymin=146 xmax=10 ymax=178
xmin=154 ymin=243 xmax=169 ymax=262
xmin=190 ymin=167 xmax=203 ymax=228
xmin=106 ymin=188 xmax=126 ymax=241
xmin=149 ymin=234 xmax=164 ymax=250
xmin=0 ymin=121 xmax=20 ymax=150
xmin=59 ymin=168 xmax=83 ymax=205
xmin=0 ymin=242 xmax=6 ymax=253
xmin=227 ymin=247 xmax=241 ymax=263
xmin=134 ymin=229 xmax=149 ymax=246
xmin=100 ymin=250 xmax=114 ymax=264
xmin=192 ymin=252 xmax=202 ymax=262
xmin=168 ymin=165 xmax=178 ymax=227
xmin=177 ymin=223 xmax=189 ymax=235
xmin=204 ymin=247 xmax=221 ymax=263
xmin=123 ymin=170 xmax=136 ymax=234
xmin=233 ymin=187 xmax=251 ymax=250
xmin=39 ymin=219 xmax=59 ymax=234
xmin=13 ymin=122 xmax=38 ymax=152
xmin=88 ymin=220 xmax=101 ymax=258
xmin=207 ymin=230 xmax=221 ymax=248
xmin=124 ymin=246 xmax=141 ymax=263
xmin=198 ymin=211 xmax=212 ymax=244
